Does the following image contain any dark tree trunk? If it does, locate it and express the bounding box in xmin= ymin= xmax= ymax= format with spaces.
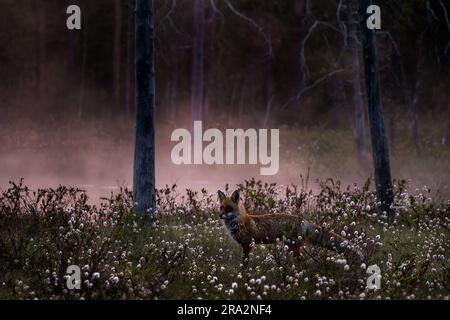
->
xmin=228 ymin=75 xmax=241 ymax=126
xmin=133 ymin=0 xmax=156 ymax=217
xmin=169 ymin=52 xmax=179 ymax=122
xmin=163 ymin=79 xmax=171 ymax=120
xmin=239 ymin=76 xmax=248 ymax=125
xmin=32 ymin=0 xmax=39 ymax=97
xmin=67 ymin=23 xmax=78 ymax=87
xmin=168 ymin=34 xmax=181 ymax=123
xmin=113 ymin=0 xmax=123 ymax=115
xmin=411 ymin=80 xmax=421 ymax=154
xmin=388 ymin=105 xmax=396 ymax=150
xmin=78 ymin=1 xmax=89 ymax=120
xmin=346 ymin=0 xmax=367 ymax=158
xmin=203 ymin=5 xmax=219 ymax=123
xmin=263 ymin=60 xmax=275 ymax=128
xmin=394 ymin=43 xmax=409 ymax=150
xmin=411 ymin=36 xmax=424 ymax=154
xmin=191 ymin=0 xmax=205 ymax=124
xmin=358 ymin=0 xmax=394 ymax=214
xmin=446 ymin=90 xmax=450 ymax=147
xmin=37 ymin=2 xmax=46 ymax=108
xmin=125 ymin=0 xmax=135 ymax=116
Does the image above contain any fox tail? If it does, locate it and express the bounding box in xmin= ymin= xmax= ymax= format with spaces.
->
xmin=302 ymin=221 xmax=365 ymax=263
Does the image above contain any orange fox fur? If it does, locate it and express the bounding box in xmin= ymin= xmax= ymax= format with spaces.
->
xmin=218 ymin=190 xmax=363 ymax=268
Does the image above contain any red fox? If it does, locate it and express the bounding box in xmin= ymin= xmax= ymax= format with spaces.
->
xmin=218 ymin=190 xmax=364 ymax=268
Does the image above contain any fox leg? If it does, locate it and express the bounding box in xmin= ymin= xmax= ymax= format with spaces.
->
xmin=242 ymin=244 xmax=252 ymax=269
xmin=286 ymin=242 xmax=302 ymax=259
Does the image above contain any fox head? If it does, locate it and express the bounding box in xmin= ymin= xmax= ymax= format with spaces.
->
xmin=217 ymin=190 xmax=242 ymax=220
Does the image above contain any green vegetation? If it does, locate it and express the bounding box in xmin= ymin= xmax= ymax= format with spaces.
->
xmin=0 ymin=178 xmax=448 ymax=300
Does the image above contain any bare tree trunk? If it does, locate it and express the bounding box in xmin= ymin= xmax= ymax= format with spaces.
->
xmin=37 ymin=3 xmax=46 ymax=109
xmin=346 ymin=0 xmax=366 ymax=158
xmin=168 ymin=32 xmax=182 ymax=123
xmin=204 ymin=5 xmax=219 ymax=123
xmin=394 ymin=44 xmax=409 ymax=150
xmin=133 ymin=0 xmax=156 ymax=217
xmin=113 ymin=0 xmax=123 ymax=115
xmin=32 ymin=0 xmax=39 ymax=97
xmin=67 ymin=23 xmax=78 ymax=86
xmin=228 ymin=76 xmax=241 ymax=126
xmin=238 ymin=76 xmax=247 ymax=124
xmin=263 ymin=61 xmax=275 ymax=128
xmin=444 ymin=90 xmax=450 ymax=146
xmin=388 ymin=104 xmax=396 ymax=150
xmin=358 ymin=0 xmax=394 ymax=215
xmin=446 ymin=90 xmax=450 ymax=147
xmin=169 ymin=48 xmax=179 ymax=123
xmin=411 ymin=82 xmax=421 ymax=154
xmin=411 ymin=36 xmax=424 ymax=154
xmin=191 ymin=0 xmax=205 ymax=124
xmin=78 ymin=1 xmax=89 ymax=120
xmin=125 ymin=0 xmax=135 ymax=116
xmin=163 ymin=80 xmax=171 ymax=120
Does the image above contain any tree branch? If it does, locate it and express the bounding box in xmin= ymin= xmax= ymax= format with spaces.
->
xmin=439 ymin=0 xmax=450 ymax=33
xmin=223 ymin=0 xmax=273 ymax=57
xmin=283 ymin=68 xmax=347 ymax=109
xmin=300 ymin=20 xmax=344 ymax=85
xmin=210 ymin=0 xmax=225 ymax=31
xmin=337 ymin=0 xmax=348 ymax=47
xmin=427 ymin=0 xmax=440 ymax=22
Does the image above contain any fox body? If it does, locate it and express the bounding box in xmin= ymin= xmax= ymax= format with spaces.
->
xmin=218 ymin=190 xmax=363 ymax=268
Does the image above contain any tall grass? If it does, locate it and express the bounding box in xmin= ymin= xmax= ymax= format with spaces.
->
xmin=0 ymin=178 xmax=448 ymax=300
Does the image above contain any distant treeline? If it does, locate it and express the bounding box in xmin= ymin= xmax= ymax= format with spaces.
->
xmin=0 ymin=0 xmax=448 ymax=130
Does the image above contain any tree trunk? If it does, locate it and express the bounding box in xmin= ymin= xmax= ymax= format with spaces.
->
xmin=133 ymin=0 xmax=156 ymax=217
xmin=263 ymin=60 xmax=275 ymax=128
xmin=113 ymin=0 xmax=123 ymax=115
xmin=388 ymin=105 xmax=396 ymax=150
xmin=446 ymin=90 xmax=450 ymax=147
xmin=37 ymin=3 xmax=46 ymax=109
xmin=78 ymin=1 xmax=89 ymax=120
xmin=394 ymin=41 xmax=409 ymax=150
xmin=169 ymin=53 xmax=179 ymax=123
xmin=191 ymin=0 xmax=205 ymax=124
xmin=67 ymin=21 xmax=78 ymax=89
xmin=203 ymin=5 xmax=218 ymax=123
xmin=346 ymin=0 xmax=366 ymax=158
xmin=238 ymin=80 xmax=246 ymax=124
xmin=169 ymin=34 xmax=181 ymax=123
xmin=411 ymin=35 xmax=424 ymax=154
xmin=125 ymin=0 xmax=135 ymax=116
xmin=358 ymin=0 xmax=394 ymax=214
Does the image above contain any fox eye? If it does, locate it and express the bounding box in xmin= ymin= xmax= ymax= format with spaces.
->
xmin=220 ymin=206 xmax=224 ymax=211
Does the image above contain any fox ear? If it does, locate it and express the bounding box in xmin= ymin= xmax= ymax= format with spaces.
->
xmin=231 ymin=190 xmax=240 ymax=204
xmin=217 ymin=190 xmax=226 ymax=202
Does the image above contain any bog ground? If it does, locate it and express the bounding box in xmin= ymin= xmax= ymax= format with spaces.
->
xmin=0 ymin=178 xmax=448 ymax=300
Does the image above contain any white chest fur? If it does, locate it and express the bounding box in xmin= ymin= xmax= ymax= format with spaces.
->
xmin=223 ymin=215 xmax=240 ymax=242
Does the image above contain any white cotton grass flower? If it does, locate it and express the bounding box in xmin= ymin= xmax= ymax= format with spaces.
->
xmin=110 ymin=276 xmax=119 ymax=284
xmin=92 ymin=272 xmax=100 ymax=279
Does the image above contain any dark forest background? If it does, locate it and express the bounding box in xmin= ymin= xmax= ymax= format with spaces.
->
xmin=0 ymin=0 xmax=449 ymax=198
